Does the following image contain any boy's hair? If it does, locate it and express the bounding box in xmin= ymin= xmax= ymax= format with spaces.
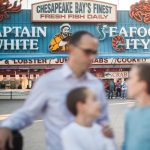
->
xmin=67 ymin=87 xmax=88 ymax=116
xmin=134 ymin=63 xmax=150 ymax=94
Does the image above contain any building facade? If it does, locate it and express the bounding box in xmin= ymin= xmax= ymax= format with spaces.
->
xmin=0 ymin=0 xmax=150 ymax=89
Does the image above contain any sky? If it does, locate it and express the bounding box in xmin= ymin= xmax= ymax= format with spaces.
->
xmin=10 ymin=0 xmax=141 ymax=10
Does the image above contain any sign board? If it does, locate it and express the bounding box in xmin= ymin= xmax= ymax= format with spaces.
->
xmin=0 ymin=9 xmax=150 ymax=59
xmin=104 ymin=71 xmax=128 ymax=79
xmin=97 ymin=25 xmax=150 ymax=52
xmin=0 ymin=58 xmax=149 ymax=66
xmin=32 ymin=0 xmax=117 ymax=22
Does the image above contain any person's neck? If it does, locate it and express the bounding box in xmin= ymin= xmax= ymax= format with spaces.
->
xmin=136 ymin=93 xmax=150 ymax=107
xmin=75 ymin=114 xmax=94 ymax=127
xmin=68 ymin=61 xmax=85 ymax=78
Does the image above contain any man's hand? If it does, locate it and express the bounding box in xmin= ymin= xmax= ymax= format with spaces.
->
xmin=0 ymin=128 xmax=13 ymax=150
xmin=102 ymin=124 xmax=114 ymax=138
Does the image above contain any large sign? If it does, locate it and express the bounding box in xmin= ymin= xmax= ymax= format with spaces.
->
xmin=97 ymin=0 xmax=150 ymax=52
xmin=0 ymin=26 xmax=47 ymax=50
xmin=1 ymin=24 xmax=150 ymax=52
xmin=32 ymin=0 xmax=117 ymax=22
xmin=0 ymin=9 xmax=150 ymax=59
xmin=97 ymin=24 xmax=150 ymax=52
xmin=0 ymin=58 xmax=149 ymax=65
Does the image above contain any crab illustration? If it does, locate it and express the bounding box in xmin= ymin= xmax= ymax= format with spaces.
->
xmin=0 ymin=0 xmax=22 ymax=21
xmin=129 ymin=0 xmax=150 ymax=23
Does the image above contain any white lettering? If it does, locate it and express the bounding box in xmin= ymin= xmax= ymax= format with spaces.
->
xmin=129 ymin=27 xmax=137 ymax=37
xmin=119 ymin=27 xmax=128 ymax=37
xmin=20 ymin=27 xmax=30 ymax=37
xmin=30 ymin=39 xmax=38 ymax=50
xmin=141 ymin=39 xmax=150 ymax=49
xmin=109 ymin=27 xmax=117 ymax=37
xmin=137 ymin=27 xmax=147 ymax=37
xmin=3 ymin=27 xmax=12 ymax=37
xmin=131 ymin=39 xmax=140 ymax=49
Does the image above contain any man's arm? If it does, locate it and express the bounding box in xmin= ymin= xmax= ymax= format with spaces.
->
xmin=0 ymin=76 xmax=48 ymax=130
xmin=96 ymin=83 xmax=109 ymax=124
xmin=96 ymin=82 xmax=114 ymax=138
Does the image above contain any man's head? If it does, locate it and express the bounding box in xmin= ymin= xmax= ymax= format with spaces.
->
xmin=67 ymin=87 xmax=101 ymax=119
xmin=68 ymin=31 xmax=98 ymax=72
xmin=60 ymin=23 xmax=71 ymax=37
xmin=127 ymin=63 xmax=150 ymax=98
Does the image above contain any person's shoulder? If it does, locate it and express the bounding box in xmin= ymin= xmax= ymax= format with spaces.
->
xmin=87 ymin=72 xmax=103 ymax=85
xmin=39 ymin=67 xmax=63 ymax=82
xmin=93 ymin=123 xmax=102 ymax=131
xmin=32 ymin=68 xmax=62 ymax=89
xmin=46 ymin=68 xmax=62 ymax=77
xmin=94 ymin=124 xmax=116 ymax=147
xmin=124 ymin=105 xmax=137 ymax=119
xmin=61 ymin=123 xmax=77 ymax=137
xmin=87 ymin=72 xmax=98 ymax=80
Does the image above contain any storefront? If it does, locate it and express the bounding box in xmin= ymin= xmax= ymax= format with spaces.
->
xmin=0 ymin=0 xmax=150 ymax=89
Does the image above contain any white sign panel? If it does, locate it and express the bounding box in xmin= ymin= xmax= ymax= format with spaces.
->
xmin=104 ymin=71 xmax=129 ymax=79
xmin=32 ymin=0 xmax=117 ymax=22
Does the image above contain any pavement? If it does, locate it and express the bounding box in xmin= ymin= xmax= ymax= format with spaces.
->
xmin=0 ymin=99 xmax=136 ymax=150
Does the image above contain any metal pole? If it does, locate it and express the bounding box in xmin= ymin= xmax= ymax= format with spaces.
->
xmin=28 ymin=69 xmax=30 ymax=89
xmin=10 ymin=91 xmax=12 ymax=100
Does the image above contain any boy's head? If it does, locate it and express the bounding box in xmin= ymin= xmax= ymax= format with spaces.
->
xmin=67 ymin=87 xmax=101 ymax=119
xmin=127 ymin=63 xmax=150 ymax=98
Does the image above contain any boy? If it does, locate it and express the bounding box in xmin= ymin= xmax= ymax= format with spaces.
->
xmin=61 ymin=87 xmax=116 ymax=150
xmin=122 ymin=63 xmax=150 ymax=150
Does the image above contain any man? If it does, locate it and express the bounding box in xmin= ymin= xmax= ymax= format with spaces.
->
xmin=108 ymin=80 xmax=115 ymax=99
xmin=116 ymin=80 xmax=121 ymax=98
xmin=49 ymin=23 xmax=72 ymax=52
xmin=0 ymin=31 xmax=112 ymax=150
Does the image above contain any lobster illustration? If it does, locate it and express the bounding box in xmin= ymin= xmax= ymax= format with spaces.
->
xmin=112 ymin=35 xmax=126 ymax=52
xmin=129 ymin=0 xmax=150 ymax=23
xmin=0 ymin=0 xmax=22 ymax=21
